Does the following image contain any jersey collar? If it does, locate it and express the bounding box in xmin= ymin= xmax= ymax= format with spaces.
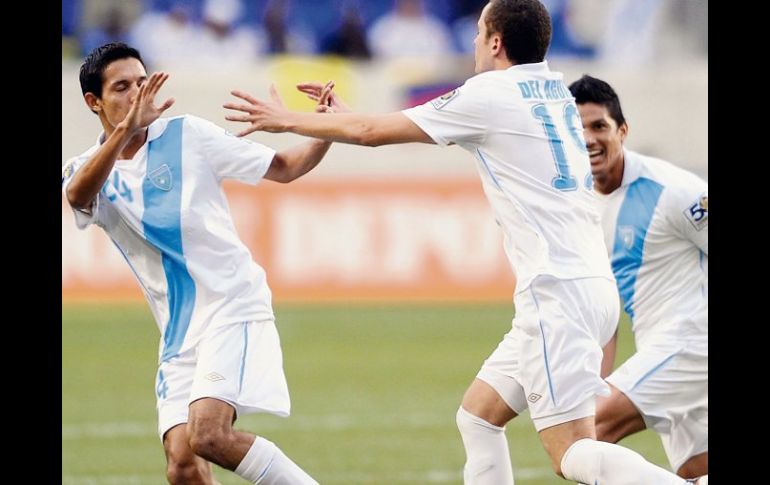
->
xmin=620 ymin=148 xmax=643 ymax=187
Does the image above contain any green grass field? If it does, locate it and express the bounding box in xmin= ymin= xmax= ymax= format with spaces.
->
xmin=63 ymin=302 xmax=668 ymax=484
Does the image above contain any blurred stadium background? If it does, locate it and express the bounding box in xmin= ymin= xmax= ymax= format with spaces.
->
xmin=62 ymin=0 xmax=707 ymax=483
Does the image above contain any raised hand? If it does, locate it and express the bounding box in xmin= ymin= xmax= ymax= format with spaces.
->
xmin=224 ymin=84 xmax=290 ymax=137
xmin=297 ymin=80 xmax=351 ymax=113
xmin=122 ymin=72 xmax=175 ymax=134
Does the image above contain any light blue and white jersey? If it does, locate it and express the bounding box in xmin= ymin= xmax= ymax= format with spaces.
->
xmin=403 ymin=62 xmax=613 ymax=292
xmin=62 ymin=115 xmax=277 ymax=363
xmin=595 ymin=150 xmax=707 ymax=352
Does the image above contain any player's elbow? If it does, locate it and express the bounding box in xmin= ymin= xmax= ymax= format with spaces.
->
xmin=268 ymin=169 xmax=295 ymax=184
xmin=265 ymin=155 xmax=298 ymax=184
xmin=356 ymin=123 xmax=385 ymax=147
xmin=66 ymin=185 xmax=93 ymax=210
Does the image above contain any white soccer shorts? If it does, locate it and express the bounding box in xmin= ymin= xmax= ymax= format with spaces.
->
xmin=477 ymin=275 xmax=619 ymax=431
xmin=155 ymin=319 xmax=291 ymax=440
xmin=607 ymin=345 xmax=708 ymax=471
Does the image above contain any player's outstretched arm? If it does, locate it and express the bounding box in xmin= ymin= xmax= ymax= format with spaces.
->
xmin=223 ymin=86 xmax=432 ymax=147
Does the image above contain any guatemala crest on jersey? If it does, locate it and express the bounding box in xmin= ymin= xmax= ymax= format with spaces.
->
xmin=148 ymin=164 xmax=172 ymax=191
xmin=619 ymin=226 xmax=635 ymax=250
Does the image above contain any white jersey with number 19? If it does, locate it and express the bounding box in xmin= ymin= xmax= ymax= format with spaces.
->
xmin=403 ymin=62 xmax=613 ymax=292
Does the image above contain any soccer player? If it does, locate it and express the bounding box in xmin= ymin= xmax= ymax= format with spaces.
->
xmin=568 ymin=74 xmax=708 ymax=479
xmin=222 ymin=1 xmax=703 ymax=483
xmin=62 ymin=42 xmax=335 ymax=485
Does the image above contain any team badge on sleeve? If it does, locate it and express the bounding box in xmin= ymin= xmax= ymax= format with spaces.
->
xmin=431 ymin=89 xmax=459 ymax=110
xmin=684 ymin=193 xmax=708 ymax=231
xmin=62 ymin=160 xmax=75 ymax=184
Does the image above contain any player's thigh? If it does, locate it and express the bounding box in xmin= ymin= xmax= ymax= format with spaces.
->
xmin=462 ymin=377 xmax=519 ymax=427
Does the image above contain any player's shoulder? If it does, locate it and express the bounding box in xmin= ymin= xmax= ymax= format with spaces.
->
xmin=464 ymin=70 xmax=505 ymax=89
xmin=174 ymin=113 xmax=230 ymax=136
xmin=62 ymin=143 xmax=100 ymax=179
xmin=632 ymin=150 xmax=705 ymax=190
xmin=631 ymin=151 xmax=707 ymax=214
xmin=446 ymin=71 xmax=500 ymax=104
xmin=148 ymin=114 xmax=229 ymax=144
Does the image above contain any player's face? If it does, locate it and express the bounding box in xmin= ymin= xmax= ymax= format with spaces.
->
xmin=578 ymin=102 xmax=627 ymax=189
xmin=95 ymin=58 xmax=148 ymax=129
xmin=474 ymin=4 xmax=494 ymax=73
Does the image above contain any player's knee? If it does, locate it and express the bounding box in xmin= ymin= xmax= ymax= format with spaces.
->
xmin=188 ymin=426 xmax=229 ymax=463
xmin=456 ymin=406 xmax=498 ymax=435
xmin=166 ymin=459 xmax=202 ymax=485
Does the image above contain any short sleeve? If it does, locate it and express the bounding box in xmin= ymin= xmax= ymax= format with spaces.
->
xmin=62 ymin=156 xmax=102 ymax=229
xmin=187 ymin=115 xmax=276 ymax=185
xmin=401 ymin=79 xmax=489 ymax=147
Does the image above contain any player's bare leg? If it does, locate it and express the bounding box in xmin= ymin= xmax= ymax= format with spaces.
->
xmin=163 ymin=424 xmax=219 ymax=485
xmin=187 ymin=397 xmax=317 ymax=484
xmin=595 ymin=384 xmax=646 ymax=443
xmin=542 ymin=414 xmax=691 ymax=484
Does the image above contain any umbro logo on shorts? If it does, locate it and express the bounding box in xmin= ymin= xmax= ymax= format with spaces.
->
xmin=204 ymin=372 xmax=226 ymax=382
xmin=527 ymin=393 xmax=542 ymax=403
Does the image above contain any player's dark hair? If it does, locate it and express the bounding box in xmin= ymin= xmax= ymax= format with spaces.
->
xmin=485 ymin=0 xmax=551 ymax=64
xmin=568 ymin=75 xmax=627 ymax=126
xmin=79 ymin=42 xmax=145 ymax=98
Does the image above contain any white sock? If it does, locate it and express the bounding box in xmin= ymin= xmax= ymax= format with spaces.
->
xmin=234 ymin=437 xmax=318 ymax=485
xmin=455 ymin=406 xmax=514 ymax=485
xmin=560 ymin=438 xmax=687 ymax=485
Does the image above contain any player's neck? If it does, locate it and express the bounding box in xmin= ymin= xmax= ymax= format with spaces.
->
xmin=120 ymin=129 xmax=149 ymax=160
xmin=494 ymin=58 xmax=514 ymax=71
xmin=104 ymin=125 xmax=148 ymax=160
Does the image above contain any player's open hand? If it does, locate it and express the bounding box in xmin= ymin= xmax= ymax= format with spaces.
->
xmin=297 ymin=80 xmax=351 ymax=113
xmin=224 ymin=84 xmax=289 ymax=137
xmin=122 ymin=71 xmax=175 ymax=134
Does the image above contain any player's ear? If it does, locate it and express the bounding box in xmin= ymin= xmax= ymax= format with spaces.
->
xmin=84 ymin=92 xmax=101 ymax=115
xmin=491 ymin=34 xmax=501 ymax=53
xmin=618 ymin=122 xmax=629 ymax=142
